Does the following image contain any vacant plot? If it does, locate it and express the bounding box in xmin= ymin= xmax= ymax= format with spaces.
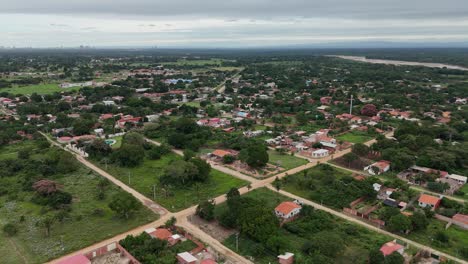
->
xmin=267 ymin=150 xmax=308 ymax=170
xmin=337 ymin=131 xmax=374 ymax=144
xmin=97 ymin=153 xmax=247 ymax=212
xmin=0 ymin=142 xmax=156 ymax=263
xmin=281 ymin=164 xmax=370 ymax=209
xmin=406 ymin=219 xmax=468 ymax=261
xmin=4 ymin=83 xmax=79 ymax=95
xmin=163 ymin=58 xmax=231 ymax=67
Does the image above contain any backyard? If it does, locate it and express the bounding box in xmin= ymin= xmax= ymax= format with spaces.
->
xmin=267 ymin=150 xmax=308 ymax=170
xmin=337 ymin=131 xmax=374 ymax=144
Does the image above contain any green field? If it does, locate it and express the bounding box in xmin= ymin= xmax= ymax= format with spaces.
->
xmin=216 ymin=188 xmax=391 ymax=264
xmin=405 ymin=219 xmax=468 ymax=260
xmin=4 ymin=83 xmax=79 ymax=95
xmin=163 ymin=58 xmax=231 ymax=66
xmin=0 ymin=142 xmax=157 ymax=263
xmin=97 ymin=153 xmax=248 ymax=211
xmin=336 ymin=131 xmax=374 ymax=144
xmin=268 ymin=150 xmax=308 ymax=170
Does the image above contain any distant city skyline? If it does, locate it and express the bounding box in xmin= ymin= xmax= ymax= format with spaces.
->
xmin=1 ymin=0 xmax=468 ymax=48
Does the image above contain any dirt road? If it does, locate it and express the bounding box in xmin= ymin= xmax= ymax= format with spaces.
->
xmin=267 ymin=185 xmax=468 ymax=264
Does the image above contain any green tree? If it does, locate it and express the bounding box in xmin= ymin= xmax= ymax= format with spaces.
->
xmin=387 ymin=214 xmax=411 ymax=233
xmin=369 ymin=248 xmax=385 ymax=264
xmin=196 ymin=200 xmax=216 ymax=221
xmin=384 ymin=252 xmax=404 ymax=264
xmin=410 ymin=211 xmax=429 ymax=231
xmin=3 ymin=223 xmax=18 ymax=237
xmin=109 ymin=193 xmax=141 ymax=219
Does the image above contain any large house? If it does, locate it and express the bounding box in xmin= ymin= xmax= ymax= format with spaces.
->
xmin=275 ymin=201 xmax=302 ymax=220
xmin=418 ymin=194 xmax=441 ymax=210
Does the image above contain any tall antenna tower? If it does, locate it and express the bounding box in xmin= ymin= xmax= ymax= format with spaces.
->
xmin=349 ymin=94 xmax=354 ymax=115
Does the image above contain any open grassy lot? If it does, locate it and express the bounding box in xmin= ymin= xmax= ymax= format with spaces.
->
xmin=336 ymin=131 xmax=374 ymax=144
xmin=163 ymin=58 xmax=232 ymax=66
xmin=211 ymin=66 xmax=244 ymax=71
xmin=267 ymin=150 xmax=308 ymax=170
xmin=0 ymin=140 xmax=37 ymax=160
xmin=216 ymin=188 xmax=392 ymax=264
xmin=97 ymin=153 xmax=247 ymax=212
xmin=4 ymin=83 xmax=79 ymax=95
xmin=109 ymin=136 xmax=123 ymax=149
xmin=0 ymin=142 xmax=157 ymax=263
xmin=405 ymin=219 xmax=468 ymax=260
xmin=281 ymin=164 xmax=355 ymax=209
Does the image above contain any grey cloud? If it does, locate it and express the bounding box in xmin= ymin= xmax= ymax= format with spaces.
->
xmin=1 ymin=0 xmax=467 ymax=20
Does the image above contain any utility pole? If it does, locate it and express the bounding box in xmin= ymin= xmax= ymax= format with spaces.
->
xmin=128 ymin=171 xmax=131 ymax=185
xmin=349 ymin=94 xmax=354 ymax=115
xmin=235 ymin=232 xmax=239 ymax=251
xmin=153 ymin=185 xmax=156 ymax=200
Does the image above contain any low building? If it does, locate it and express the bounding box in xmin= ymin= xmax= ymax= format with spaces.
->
xmin=177 ymin=252 xmax=197 ymax=264
xmin=312 ymin=149 xmax=329 ymax=158
xmin=275 ymin=201 xmax=302 ymax=220
xmin=379 ymin=241 xmax=404 ymax=256
xmin=418 ymin=194 xmax=441 ymax=210
xmin=57 ymin=254 xmax=91 ymax=264
xmin=278 ymin=252 xmax=294 ymax=264
xmin=447 ymin=174 xmax=467 ymax=184
xmin=364 ymin=160 xmax=391 ymax=175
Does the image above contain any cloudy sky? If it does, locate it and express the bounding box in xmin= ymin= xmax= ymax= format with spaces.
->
xmin=1 ymin=0 xmax=468 ymax=48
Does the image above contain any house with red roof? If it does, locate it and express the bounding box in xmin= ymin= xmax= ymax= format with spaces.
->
xmin=364 ymin=160 xmax=391 ymax=175
xmin=275 ymin=201 xmax=302 ymax=220
xmin=418 ymin=194 xmax=441 ymax=210
xmin=379 ymin=241 xmax=404 ymax=256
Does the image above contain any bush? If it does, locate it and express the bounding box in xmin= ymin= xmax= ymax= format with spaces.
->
xmin=3 ymin=223 xmax=18 ymax=236
xmin=223 ymin=155 xmax=236 ymax=164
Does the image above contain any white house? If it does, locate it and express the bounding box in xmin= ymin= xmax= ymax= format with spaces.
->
xmin=447 ymin=174 xmax=467 ymax=184
xmin=275 ymin=201 xmax=302 ymax=220
xmin=312 ymin=149 xmax=329 ymax=158
xmin=364 ymin=160 xmax=391 ymax=175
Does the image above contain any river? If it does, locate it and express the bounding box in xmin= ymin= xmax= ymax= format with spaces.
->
xmin=330 ymin=55 xmax=468 ymax=71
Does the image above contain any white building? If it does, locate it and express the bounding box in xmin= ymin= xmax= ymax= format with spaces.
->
xmin=312 ymin=149 xmax=329 ymax=158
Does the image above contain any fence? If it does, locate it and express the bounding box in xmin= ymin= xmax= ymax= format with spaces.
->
xmin=434 ymin=214 xmax=468 ymax=230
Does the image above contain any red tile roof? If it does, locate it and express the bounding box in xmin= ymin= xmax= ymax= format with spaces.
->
xmin=57 ymin=254 xmax=90 ymax=264
xmin=275 ymin=201 xmax=301 ymax=215
xmin=452 ymin=214 xmax=468 ymax=225
xmin=150 ymin=228 xmax=173 ymax=240
xmin=212 ymin=149 xmax=232 ymax=158
xmin=380 ymin=242 xmax=404 ymax=256
xmin=418 ymin=194 xmax=440 ymax=205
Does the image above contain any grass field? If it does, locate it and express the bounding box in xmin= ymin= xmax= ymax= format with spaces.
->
xmin=0 ymin=142 xmax=157 ymax=263
xmin=405 ymin=219 xmax=468 ymax=260
xmin=267 ymin=150 xmax=308 ymax=170
xmin=336 ymin=131 xmax=374 ymax=144
xmin=109 ymin=136 xmax=123 ymax=149
xmin=211 ymin=66 xmax=244 ymax=71
xmin=163 ymin=58 xmax=231 ymax=66
xmin=4 ymin=83 xmax=79 ymax=95
xmin=216 ymin=188 xmax=392 ymax=264
xmin=97 ymin=153 xmax=248 ymax=212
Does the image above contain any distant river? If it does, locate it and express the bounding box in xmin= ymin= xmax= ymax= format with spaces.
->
xmin=330 ymin=55 xmax=468 ymax=71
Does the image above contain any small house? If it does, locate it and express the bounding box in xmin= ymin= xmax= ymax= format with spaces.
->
xmin=177 ymin=252 xmax=197 ymax=264
xmin=418 ymin=194 xmax=441 ymax=210
xmin=364 ymin=160 xmax=391 ymax=175
xmin=278 ymin=252 xmax=294 ymax=264
xmin=312 ymin=149 xmax=329 ymax=158
xmin=379 ymin=241 xmax=404 ymax=256
xmin=275 ymin=201 xmax=302 ymax=220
